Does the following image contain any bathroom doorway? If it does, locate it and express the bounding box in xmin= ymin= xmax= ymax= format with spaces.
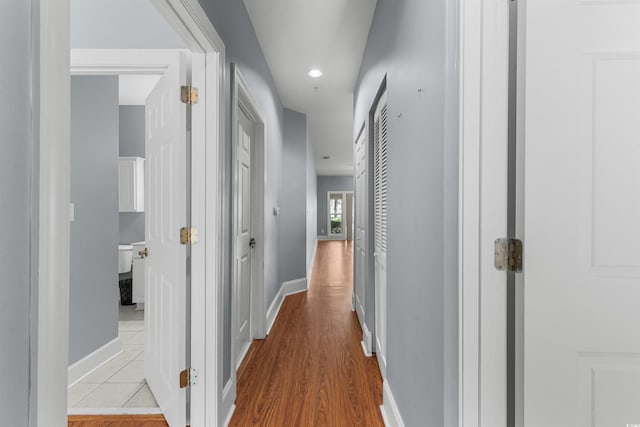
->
xmin=66 ymin=3 xmax=193 ymax=421
xmin=67 ymin=60 xmax=175 ymax=415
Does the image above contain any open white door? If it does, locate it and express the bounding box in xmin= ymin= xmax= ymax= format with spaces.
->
xmin=144 ymin=51 xmax=189 ymax=427
xmin=373 ymin=91 xmax=388 ymax=377
xmin=233 ymin=108 xmax=253 ymax=368
xmin=521 ymin=2 xmax=640 ymax=425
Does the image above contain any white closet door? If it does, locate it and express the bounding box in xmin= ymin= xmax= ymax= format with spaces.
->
xmin=374 ymin=91 xmax=388 ymax=377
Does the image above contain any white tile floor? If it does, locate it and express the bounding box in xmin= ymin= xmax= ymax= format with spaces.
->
xmin=68 ymin=306 xmax=160 ymax=412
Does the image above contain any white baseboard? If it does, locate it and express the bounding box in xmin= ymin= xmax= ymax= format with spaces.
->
xmin=360 ymin=322 xmax=372 ymax=357
xmin=380 ymin=380 xmax=405 ymax=427
xmin=68 ymin=337 xmax=122 ymax=386
xmin=266 ymin=278 xmax=307 ymax=334
xmin=222 ymin=378 xmax=236 ymax=427
xmin=307 ymin=239 xmax=318 ymax=285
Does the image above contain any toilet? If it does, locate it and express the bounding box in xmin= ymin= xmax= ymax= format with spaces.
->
xmin=118 ymin=244 xmax=134 ymax=274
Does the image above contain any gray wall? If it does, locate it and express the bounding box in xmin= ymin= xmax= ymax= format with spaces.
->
xmin=197 ymin=0 xmax=286 ymax=385
xmin=71 ymin=0 xmax=185 ymax=49
xmin=279 ymin=109 xmax=308 ymax=283
xmin=353 ymin=0 xmax=459 ymax=425
xmin=0 ymin=1 xmax=36 ymax=424
xmin=119 ymin=106 xmax=145 ymax=244
xmin=316 ymin=176 xmax=354 ymax=236
xmin=306 ymin=130 xmax=318 ymax=274
xmin=69 ymin=76 xmax=120 ymax=365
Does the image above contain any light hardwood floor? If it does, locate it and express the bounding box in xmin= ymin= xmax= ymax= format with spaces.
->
xmin=229 ymin=240 xmax=384 ymax=426
xmin=68 ymin=240 xmax=383 ymax=426
xmin=67 ymin=414 xmax=168 ymax=427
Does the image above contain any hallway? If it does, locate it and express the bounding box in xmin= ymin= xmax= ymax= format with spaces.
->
xmin=230 ymin=240 xmax=384 ymax=426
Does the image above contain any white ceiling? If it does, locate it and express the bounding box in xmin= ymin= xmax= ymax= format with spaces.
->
xmin=243 ymin=0 xmax=377 ymax=176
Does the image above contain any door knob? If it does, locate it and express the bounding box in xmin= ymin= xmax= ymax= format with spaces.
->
xmin=139 ymin=247 xmax=148 ymax=258
xmin=249 ymin=238 xmax=256 ymax=249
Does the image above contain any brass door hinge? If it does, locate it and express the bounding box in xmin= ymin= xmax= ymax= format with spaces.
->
xmin=179 ymin=368 xmax=198 ymax=388
xmin=180 ymin=227 xmax=198 ymax=245
xmin=180 ymin=86 xmax=199 ymax=105
xmin=494 ymin=238 xmax=523 ymax=273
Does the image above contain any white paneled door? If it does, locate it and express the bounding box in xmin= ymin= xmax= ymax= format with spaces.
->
xmin=373 ymin=91 xmax=388 ymax=377
xmin=234 ymin=107 xmax=253 ymax=369
xmin=522 ymin=2 xmax=640 ymax=425
xmin=144 ymin=52 xmax=189 ymax=427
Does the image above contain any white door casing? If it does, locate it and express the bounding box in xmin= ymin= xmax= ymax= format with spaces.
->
xmin=458 ymin=0 xmax=511 ymax=424
xmin=373 ymin=90 xmax=388 ymax=377
xmin=41 ymin=1 xmax=226 ymax=425
xmin=144 ymin=51 xmax=188 ymax=427
xmin=229 ymin=64 xmax=267 ymax=413
xmin=520 ymin=1 xmax=640 ymax=425
xmin=355 ymin=126 xmax=367 ymax=334
xmin=233 ymin=107 xmax=253 ymax=369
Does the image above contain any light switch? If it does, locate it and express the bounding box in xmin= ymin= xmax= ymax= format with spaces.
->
xmin=69 ymin=203 xmax=75 ymax=222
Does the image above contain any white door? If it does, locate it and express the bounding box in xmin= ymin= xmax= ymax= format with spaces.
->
xmin=522 ymin=2 xmax=640 ymax=425
xmin=144 ymin=52 xmax=189 ymax=427
xmin=234 ymin=107 xmax=253 ymax=368
xmin=355 ymin=129 xmax=367 ymax=330
xmin=374 ymin=91 xmax=388 ymax=376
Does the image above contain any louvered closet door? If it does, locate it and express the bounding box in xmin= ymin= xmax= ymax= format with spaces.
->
xmin=374 ymin=91 xmax=388 ymax=377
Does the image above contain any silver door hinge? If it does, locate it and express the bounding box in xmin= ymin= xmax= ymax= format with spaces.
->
xmin=179 ymin=368 xmax=198 ymax=388
xmin=180 ymin=86 xmax=199 ymax=105
xmin=180 ymin=227 xmax=198 ymax=245
xmin=494 ymin=238 xmax=523 ymax=273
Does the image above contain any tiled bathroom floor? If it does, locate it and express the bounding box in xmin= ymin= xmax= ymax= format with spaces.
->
xmin=68 ymin=306 xmax=160 ymax=413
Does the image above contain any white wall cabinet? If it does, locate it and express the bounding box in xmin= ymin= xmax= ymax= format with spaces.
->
xmin=119 ymin=157 xmax=145 ymax=212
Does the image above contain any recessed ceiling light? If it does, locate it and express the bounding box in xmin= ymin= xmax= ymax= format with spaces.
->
xmin=308 ymin=69 xmax=323 ymax=78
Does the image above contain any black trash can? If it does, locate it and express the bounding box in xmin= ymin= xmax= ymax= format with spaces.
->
xmin=119 ymin=278 xmax=134 ymax=305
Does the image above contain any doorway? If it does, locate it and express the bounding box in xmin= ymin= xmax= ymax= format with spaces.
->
xmin=66 ymin=70 xmax=164 ymax=414
xmin=327 ymin=191 xmax=354 ymax=240
xmin=229 ymin=63 xmax=267 ymax=408
xmin=67 ymin=49 xmax=192 ymax=425
xmin=38 ymin=1 xmax=226 ymax=425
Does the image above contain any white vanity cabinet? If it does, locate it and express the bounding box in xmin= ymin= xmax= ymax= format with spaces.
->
xmin=118 ymin=157 xmax=145 ymax=212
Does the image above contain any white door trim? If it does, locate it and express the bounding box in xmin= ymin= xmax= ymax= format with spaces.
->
xmin=458 ymin=0 xmax=510 ymax=426
xmin=229 ymin=63 xmax=267 ymax=410
xmin=38 ymin=1 xmax=226 ymax=425
xmin=327 ymin=191 xmax=353 ymax=240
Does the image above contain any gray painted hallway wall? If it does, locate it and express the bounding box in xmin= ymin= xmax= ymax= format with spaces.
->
xmin=69 ymin=76 xmax=120 ymax=365
xmin=280 ymin=109 xmax=309 ymax=283
xmin=0 ymin=2 xmax=36 ymax=424
xmin=353 ymin=0 xmax=459 ymax=425
xmin=119 ymin=106 xmax=145 ymax=245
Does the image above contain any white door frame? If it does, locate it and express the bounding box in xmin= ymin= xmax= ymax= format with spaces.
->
xmin=38 ymin=1 xmax=226 ymax=426
xmin=458 ymin=0 xmax=511 ymax=426
xmin=327 ymin=191 xmax=353 ymax=240
xmin=228 ymin=63 xmax=267 ymax=415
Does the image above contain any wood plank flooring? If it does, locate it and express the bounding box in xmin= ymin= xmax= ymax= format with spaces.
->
xmin=230 ymin=240 xmax=384 ymax=426
xmin=67 ymin=414 xmax=168 ymax=427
